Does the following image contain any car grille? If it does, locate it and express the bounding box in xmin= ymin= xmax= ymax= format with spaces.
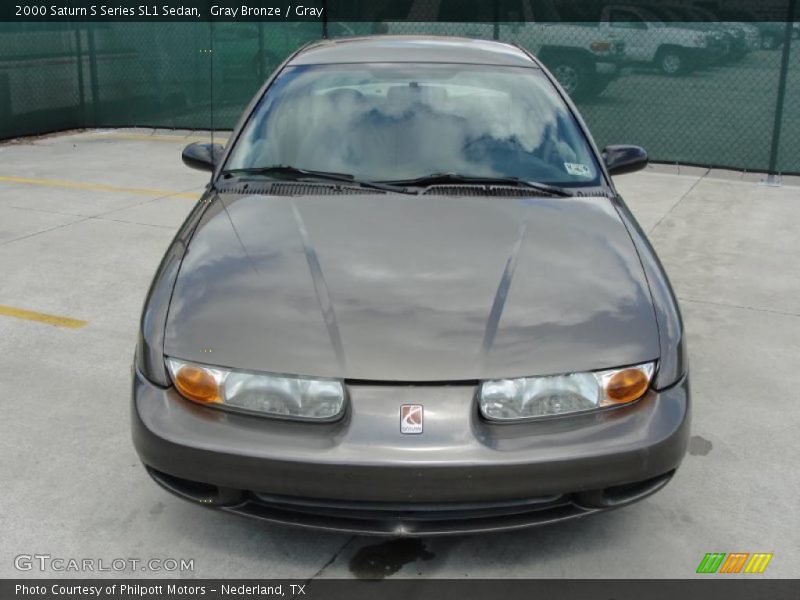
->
xmin=251 ymin=491 xmax=568 ymax=522
xmin=146 ymin=466 xmax=674 ymax=535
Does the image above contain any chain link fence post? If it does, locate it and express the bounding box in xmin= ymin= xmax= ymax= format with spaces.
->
xmin=73 ymin=25 xmax=86 ymax=125
xmin=86 ymin=23 xmax=100 ymax=127
xmin=766 ymin=0 xmax=798 ymax=181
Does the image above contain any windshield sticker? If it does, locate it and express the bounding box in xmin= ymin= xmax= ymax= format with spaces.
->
xmin=564 ymin=162 xmax=592 ymax=178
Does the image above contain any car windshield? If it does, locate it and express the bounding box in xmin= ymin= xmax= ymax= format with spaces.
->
xmin=225 ymin=63 xmax=602 ymax=187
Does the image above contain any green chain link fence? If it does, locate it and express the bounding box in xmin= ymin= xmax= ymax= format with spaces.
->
xmin=0 ymin=11 xmax=797 ymax=173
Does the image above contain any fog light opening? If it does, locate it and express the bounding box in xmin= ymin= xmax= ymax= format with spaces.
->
xmin=573 ymin=470 xmax=676 ymax=509
xmin=146 ymin=467 xmax=245 ymax=506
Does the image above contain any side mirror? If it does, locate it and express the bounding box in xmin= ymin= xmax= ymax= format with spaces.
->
xmin=182 ymin=142 xmax=224 ymax=172
xmin=602 ymin=145 xmax=648 ymax=176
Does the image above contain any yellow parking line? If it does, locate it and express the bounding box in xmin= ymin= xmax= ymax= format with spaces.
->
xmin=101 ymin=133 xmax=229 ymax=144
xmin=0 ymin=175 xmax=200 ymax=199
xmin=0 ymin=305 xmax=87 ymax=329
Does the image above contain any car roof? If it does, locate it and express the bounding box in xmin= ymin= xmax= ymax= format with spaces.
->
xmin=289 ymin=36 xmax=540 ymax=68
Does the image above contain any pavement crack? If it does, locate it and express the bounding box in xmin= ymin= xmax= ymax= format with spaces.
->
xmin=8 ymin=205 xmax=86 ymax=218
xmin=92 ymin=217 xmax=176 ymax=230
xmin=679 ymin=295 xmax=800 ymax=318
xmin=0 ymin=216 xmax=90 ymax=248
xmin=305 ymin=536 xmax=356 ymax=583
xmin=90 ymin=185 xmax=205 ymax=219
xmin=648 ymin=167 xmax=710 ymax=234
xmin=0 ymin=185 xmax=203 ymax=248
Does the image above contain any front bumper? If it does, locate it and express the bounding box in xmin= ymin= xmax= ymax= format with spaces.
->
xmin=132 ymin=368 xmax=690 ymax=535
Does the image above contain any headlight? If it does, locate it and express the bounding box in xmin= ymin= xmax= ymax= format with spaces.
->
xmin=166 ymin=358 xmax=346 ymax=421
xmin=479 ymin=362 xmax=655 ymax=421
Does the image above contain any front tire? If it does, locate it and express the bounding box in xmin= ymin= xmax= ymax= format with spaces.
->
xmin=550 ymin=57 xmax=591 ymax=100
xmin=761 ymin=33 xmax=779 ymax=50
xmin=657 ymin=49 xmax=685 ymax=76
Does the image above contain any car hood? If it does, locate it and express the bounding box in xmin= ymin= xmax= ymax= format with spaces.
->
xmin=164 ymin=191 xmax=659 ymax=381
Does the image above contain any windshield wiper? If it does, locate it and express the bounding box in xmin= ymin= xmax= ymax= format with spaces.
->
xmin=387 ymin=173 xmax=574 ymax=197
xmin=221 ymin=165 xmax=412 ymax=194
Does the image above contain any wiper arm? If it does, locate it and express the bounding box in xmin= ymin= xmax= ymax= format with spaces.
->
xmin=388 ymin=172 xmax=574 ymax=197
xmin=223 ymin=165 xmax=355 ymax=181
xmin=221 ymin=165 xmax=412 ymax=194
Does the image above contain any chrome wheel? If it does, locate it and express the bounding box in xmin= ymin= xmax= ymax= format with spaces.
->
xmin=553 ymin=65 xmax=579 ymax=95
xmin=661 ymin=53 xmax=682 ymax=75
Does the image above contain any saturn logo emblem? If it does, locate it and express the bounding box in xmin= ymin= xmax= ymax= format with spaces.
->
xmin=400 ymin=404 xmax=423 ymax=434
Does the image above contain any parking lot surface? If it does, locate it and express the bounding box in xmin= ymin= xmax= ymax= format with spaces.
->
xmin=581 ymin=45 xmax=800 ymax=173
xmin=0 ymin=129 xmax=798 ymax=579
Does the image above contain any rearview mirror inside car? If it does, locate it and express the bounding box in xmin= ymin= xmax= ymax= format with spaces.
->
xmin=602 ymin=145 xmax=648 ymax=176
xmin=182 ymin=142 xmax=224 ymax=172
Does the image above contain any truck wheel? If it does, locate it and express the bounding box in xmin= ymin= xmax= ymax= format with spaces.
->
xmin=550 ymin=58 xmax=590 ymax=100
xmin=761 ymin=33 xmax=779 ymax=50
xmin=658 ymin=49 xmax=685 ymax=75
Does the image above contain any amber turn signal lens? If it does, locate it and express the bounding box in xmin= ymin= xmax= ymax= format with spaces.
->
xmin=174 ymin=366 xmax=221 ymax=404
xmin=604 ymin=368 xmax=650 ymax=404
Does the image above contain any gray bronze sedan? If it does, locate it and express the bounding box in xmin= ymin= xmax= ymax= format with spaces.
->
xmin=132 ymin=36 xmax=689 ymax=536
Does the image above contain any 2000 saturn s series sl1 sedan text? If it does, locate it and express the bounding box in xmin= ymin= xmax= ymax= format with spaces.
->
xmin=132 ymin=36 xmax=689 ymax=536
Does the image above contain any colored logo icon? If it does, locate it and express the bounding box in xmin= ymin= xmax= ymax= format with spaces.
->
xmin=696 ymin=552 xmax=773 ymax=574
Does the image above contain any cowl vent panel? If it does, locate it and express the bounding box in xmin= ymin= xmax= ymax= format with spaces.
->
xmin=423 ymin=185 xmax=544 ymax=197
xmin=215 ymin=182 xmax=386 ymax=196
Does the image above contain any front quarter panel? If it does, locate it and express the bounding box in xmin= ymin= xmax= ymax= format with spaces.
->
xmin=613 ymin=197 xmax=687 ymax=390
xmin=136 ymin=193 xmax=214 ymax=386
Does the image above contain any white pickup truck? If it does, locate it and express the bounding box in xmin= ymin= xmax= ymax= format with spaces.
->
xmin=377 ymin=0 xmax=627 ymax=101
xmin=596 ymin=5 xmax=719 ymax=75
